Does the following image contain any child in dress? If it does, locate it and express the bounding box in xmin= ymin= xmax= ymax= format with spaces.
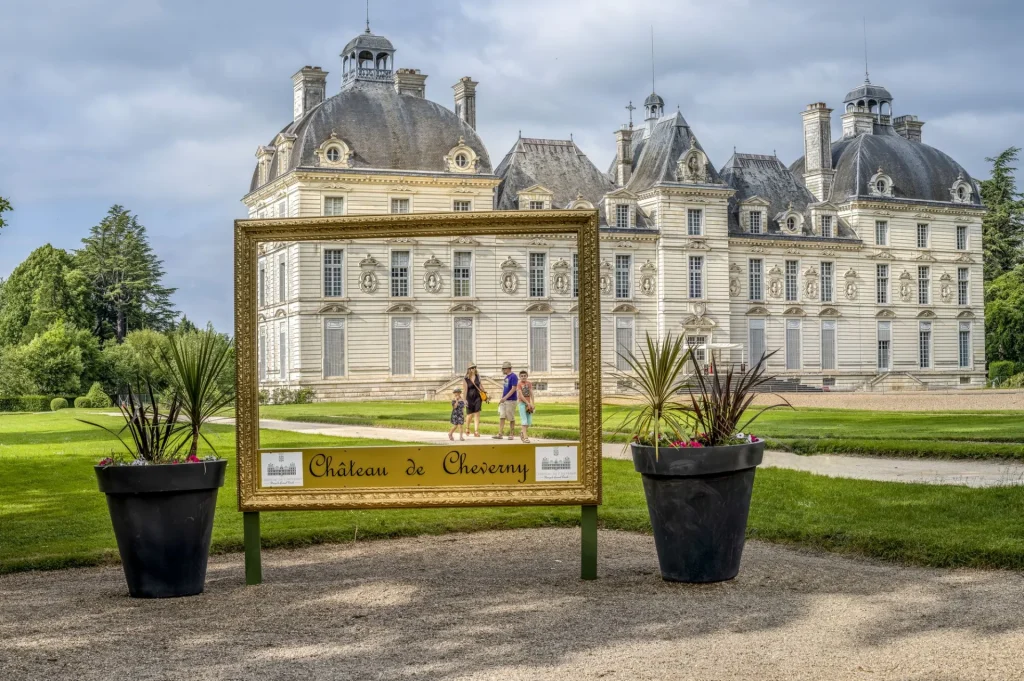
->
xmin=448 ymin=387 xmax=466 ymax=441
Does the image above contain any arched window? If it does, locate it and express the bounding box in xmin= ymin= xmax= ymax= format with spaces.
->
xmin=958 ymin=186 xmax=967 ymax=200
xmin=358 ymin=51 xmax=374 ymax=69
xmin=342 ymin=56 xmax=349 ymax=75
xmin=787 ymin=216 xmax=796 ymax=231
xmin=376 ymin=53 xmax=389 ymax=70
xmin=876 ymin=180 xmax=886 ymax=194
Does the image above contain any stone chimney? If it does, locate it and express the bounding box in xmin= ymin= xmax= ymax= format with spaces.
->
xmin=394 ymin=68 xmax=427 ymax=98
xmin=453 ymin=77 xmax=478 ymax=129
xmin=801 ymin=102 xmax=835 ymax=202
xmin=614 ymin=126 xmax=634 ymax=186
xmin=292 ymin=66 xmax=327 ymax=121
xmin=841 ymin=105 xmax=875 ymax=138
xmin=893 ymin=115 xmax=924 ymax=143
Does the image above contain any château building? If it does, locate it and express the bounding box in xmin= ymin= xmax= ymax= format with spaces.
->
xmin=244 ymin=25 xmax=986 ymax=399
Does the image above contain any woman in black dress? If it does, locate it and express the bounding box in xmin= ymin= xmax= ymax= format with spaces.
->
xmin=463 ymin=365 xmax=483 ymax=437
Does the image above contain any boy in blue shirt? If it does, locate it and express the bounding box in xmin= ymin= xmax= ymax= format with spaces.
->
xmin=494 ymin=361 xmax=518 ymax=440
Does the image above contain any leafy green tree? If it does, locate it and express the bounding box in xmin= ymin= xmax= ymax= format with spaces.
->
xmin=981 ymin=147 xmax=1024 ymax=281
xmin=0 ymin=195 xmax=11 ymax=231
xmin=985 ymin=264 xmax=1024 ymax=364
xmin=0 ymin=345 xmax=34 ymax=396
xmin=76 ymin=205 xmax=177 ymax=343
xmin=0 ymin=245 xmax=92 ymax=347
xmin=15 ymin=320 xmax=85 ymax=395
xmin=100 ymin=328 xmax=171 ymax=394
xmin=174 ymin=315 xmax=199 ymax=335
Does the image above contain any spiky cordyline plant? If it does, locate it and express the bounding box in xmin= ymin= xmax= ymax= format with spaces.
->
xmin=610 ymin=332 xmax=695 ymax=459
xmin=80 ymin=382 xmax=189 ymax=463
xmin=161 ymin=330 xmax=234 ymax=458
xmin=684 ymin=349 xmax=792 ymax=447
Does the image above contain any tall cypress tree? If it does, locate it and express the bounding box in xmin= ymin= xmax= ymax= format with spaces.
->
xmin=76 ymin=205 xmax=177 ymax=343
xmin=980 ymin=147 xmax=1024 ymax=282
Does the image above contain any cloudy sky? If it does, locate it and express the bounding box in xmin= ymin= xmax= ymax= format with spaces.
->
xmin=1 ymin=0 xmax=1021 ymax=330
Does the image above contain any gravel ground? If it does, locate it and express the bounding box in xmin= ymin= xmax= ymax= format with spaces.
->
xmin=751 ymin=390 xmax=1024 ymax=411
xmin=2 ymin=529 xmax=1023 ymax=681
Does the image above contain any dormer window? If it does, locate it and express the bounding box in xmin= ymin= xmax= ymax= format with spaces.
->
xmin=615 ymin=204 xmax=630 ymax=229
xmin=454 ymin=153 xmax=469 ymax=169
xmin=326 ymin=147 xmax=341 ymax=163
xmin=950 ymin=175 xmax=973 ymax=204
xmin=787 ymin=216 xmax=797 ymax=232
xmin=445 ymin=138 xmax=478 ymax=174
xmin=529 ymin=201 xmax=545 ymax=210
xmin=876 ymin=180 xmax=886 ymax=193
xmin=869 ymin=168 xmax=894 ymax=198
xmin=821 ymin=215 xmax=833 ymax=238
xmin=749 ymin=211 xmax=763 ymax=234
xmin=315 ymin=134 xmax=352 ymax=168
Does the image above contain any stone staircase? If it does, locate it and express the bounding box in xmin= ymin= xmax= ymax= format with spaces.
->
xmin=860 ymin=372 xmax=927 ymax=392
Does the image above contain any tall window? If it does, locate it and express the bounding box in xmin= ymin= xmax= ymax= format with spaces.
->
xmin=877 ymin=321 xmax=891 ymax=371
xmin=820 ymin=215 xmax=833 ymax=238
xmin=528 ymin=200 xmax=545 ymax=210
xmin=258 ymin=264 xmax=266 ymax=306
xmin=529 ymin=252 xmax=546 ymax=297
xmin=821 ymin=320 xmax=837 ymax=371
xmin=820 ymin=262 xmax=834 ymax=303
xmin=919 ymin=321 xmax=932 ymax=369
xmin=324 ymin=249 xmax=344 ymax=297
xmin=529 ymin=317 xmax=549 ymax=372
xmin=958 ymin=267 xmax=970 ymax=305
xmin=687 ymin=209 xmax=703 ymax=236
xmin=572 ymin=252 xmax=579 ymax=298
xmin=918 ymin=266 xmax=930 ymax=305
xmin=453 ymin=200 xmax=471 ymax=212
xmin=453 ymin=317 xmax=474 ymax=372
xmin=276 ymin=200 xmax=286 ymax=218
xmin=324 ymin=196 xmax=345 ymax=216
xmin=390 ymin=317 xmax=412 ymax=375
xmin=686 ymin=335 xmax=707 ymax=365
xmin=956 ymin=225 xmax=968 ymax=251
xmin=749 ymin=211 xmax=762 ymax=234
xmin=785 ymin=260 xmax=799 ymax=302
xmin=615 ymin=254 xmax=631 ymax=299
xmin=748 ymin=318 xmax=765 ymax=364
xmin=278 ymin=323 xmax=288 ymax=380
xmin=278 ymin=256 xmax=287 ymax=302
xmin=749 ymin=259 xmax=763 ymax=301
xmin=688 ymin=256 xmax=704 ymax=299
xmin=453 ymin=251 xmax=472 ymax=297
xmin=959 ymin=322 xmax=972 ymax=368
xmin=917 ymin=223 xmax=930 ymax=249
xmin=615 ymin=204 xmax=630 ymax=229
xmin=875 ymin=220 xmax=888 ymax=246
xmin=258 ymin=329 xmax=267 ymax=380
xmin=785 ymin=319 xmax=801 ymax=370
xmin=876 ymin=264 xmax=889 ymax=305
xmin=390 ymin=198 xmax=410 ymax=214
xmin=323 ymin=319 xmax=346 ymax=378
xmin=572 ymin=316 xmax=580 ymax=372
xmin=390 ymin=251 xmax=410 ymax=297
xmin=615 ymin=317 xmax=635 ymax=371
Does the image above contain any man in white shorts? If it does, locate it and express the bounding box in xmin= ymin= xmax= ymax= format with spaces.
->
xmin=494 ymin=361 xmax=518 ymax=440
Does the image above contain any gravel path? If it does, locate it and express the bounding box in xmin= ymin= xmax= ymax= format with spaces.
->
xmin=2 ymin=529 xmax=1022 ymax=680
xmin=236 ymin=418 xmax=1024 ymax=487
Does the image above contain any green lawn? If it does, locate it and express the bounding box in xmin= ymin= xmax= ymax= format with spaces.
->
xmin=259 ymin=401 xmax=1024 ymax=460
xmin=2 ymin=410 xmax=1024 ymax=573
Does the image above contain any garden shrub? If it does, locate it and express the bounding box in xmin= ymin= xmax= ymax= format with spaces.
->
xmin=989 ymin=360 xmax=1017 ymax=383
xmin=84 ymin=382 xmax=112 ymax=409
xmin=264 ymin=387 xmax=317 ymax=405
xmin=74 ymin=396 xmax=92 ymax=409
xmin=0 ymin=396 xmax=22 ymax=412
xmin=20 ymin=395 xmax=50 ymax=412
xmin=50 ymin=397 xmax=69 ymax=411
xmin=1006 ymin=373 xmax=1024 ymax=389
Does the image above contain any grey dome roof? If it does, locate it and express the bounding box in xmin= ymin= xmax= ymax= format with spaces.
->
xmin=644 ymin=92 xmax=664 ymax=107
xmin=844 ymin=81 xmax=893 ymax=103
xmin=251 ymin=82 xmax=492 ymax=191
xmin=342 ymin=31 xmax=395 ymax=55
xmin=790 ymin=127 xmax=979 ymax=204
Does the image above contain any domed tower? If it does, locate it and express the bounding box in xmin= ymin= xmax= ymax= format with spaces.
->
xmin=644 ymin=91 xmax=664 ymax=132
xmin=341 ymin=27 xmax=396 ymax=88
xmin=841 ymin=77 xmax=893 ymax=137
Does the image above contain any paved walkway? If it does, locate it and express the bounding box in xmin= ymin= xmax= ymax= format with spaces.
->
xmin=227 ymin=417 xmax=1024 ymax=488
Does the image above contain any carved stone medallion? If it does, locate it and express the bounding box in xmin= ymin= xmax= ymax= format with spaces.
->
xmin=424 ymin=271 xmax=443 ymax=294
xmin=359 ymin=271 xmax=378 ymax=294
xmin=501 ymin=272 xmax=519 ymax=294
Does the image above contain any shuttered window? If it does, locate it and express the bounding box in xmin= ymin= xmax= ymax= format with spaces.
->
xmin=278 ymin=256 xmax=287 ymax=302
xmin=918 ymin=266 xmax=930 ymax=305
xmin=688 ymin=256 xmax=703 ymax=299
xmin=572 ymin=316 xmax=580 ymax=372
xmin=748 ymin=318 xmax=765 ymax=365
xmin=258 ymin=330 xmax=267 ymax=380
xmin=958 ymin=267 xmax=969 ymax=305
xmin=278 ymin=324 xmax=288 ymax=380
xmin=529 ymin=253 xmax=546 ymax=297
xmin=749 ymin=259 xmax=763 ymax=301
xmin=391 ymin=251 xmax=410 ymax=297
xmin=529 ymin=317 xmax=549 ymax=372
xmin=453 ymin=317 xmax=474 ymax=373
xmin=785 ymin=260 xmax=798 ymax=302
xmin=323 ymin=249 xmax=344 ymax=297
xmin=821 ymin=320 xmax=836 ymax=371
xmin=877 ymin=321 xmax=891 ymax=371
xmin=323 ymin=196 xmax=345 ymax=216
xmin=959 ymin=322 xmax=972 ymax=368
xmin=572 ymin=253 xmax=579 ymax=298
xmin=615 ymin=317 xmax=634 ymax=371
xmin=323 ymin=319 xmax=345 ymax=378
xmin=258 ymin=265 xmax=266 ymax=306
xmin=391 ymin=317 xmax=412 ymax=375
xmin=453 ymin=251 xmax=472 ymax=297
xmin=785 ymin=319 xmax=801 ymax=370
xmin=615 ymin=254 xmax=631 ymax=299
xmin=876 ymin=264 xmax=889 ymax=304
xmin=919 ymin=321 xmax=932 ymax=369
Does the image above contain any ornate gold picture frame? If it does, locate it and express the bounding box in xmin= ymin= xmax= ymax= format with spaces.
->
xmin=234 ymin=210 xmax=602 ymax=512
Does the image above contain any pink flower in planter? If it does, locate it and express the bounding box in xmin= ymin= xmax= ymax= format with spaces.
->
xmin=98 ymin=457 xmax=114 ymax=467
xmin=171 ymin=460 xmax=180 ymax=465
xmin=186 ymin=454 xmax=201 ymax=463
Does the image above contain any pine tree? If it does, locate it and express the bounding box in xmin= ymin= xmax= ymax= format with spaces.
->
xmin=980 ymin=147 xmax=1024 ymax=282
xmin=76 ymin=205 xmax=177 ymax=343
xmin=0 ymin=195 xmax=11 ymax=231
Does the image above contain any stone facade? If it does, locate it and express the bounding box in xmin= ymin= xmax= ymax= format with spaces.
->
xmin=243 ymin=28 xmax=986 ymax=399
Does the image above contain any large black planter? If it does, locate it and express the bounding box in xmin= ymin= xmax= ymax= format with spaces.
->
xmin=95 ymin=460 xmax=227 ymax=598
xmin=632 ymin=441 xmax=764 ymax=583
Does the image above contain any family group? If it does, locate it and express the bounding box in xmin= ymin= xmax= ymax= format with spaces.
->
xmin=448 ymin=362 xmax=536 ymax=443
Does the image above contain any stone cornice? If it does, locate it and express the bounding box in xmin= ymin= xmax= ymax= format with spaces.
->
xmin=243 ymin=169 xmax=499 ymax=205
xmin=728 ymin=239 xmax=862 ymax=252
xmin=840 ymin=199 xmax=986 ymax=218
xmin=637 ymin=185 xmax=735 ymax=201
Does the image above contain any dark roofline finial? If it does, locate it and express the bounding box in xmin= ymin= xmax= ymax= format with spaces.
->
xmin=626 ymin=101 xmax=635 ymax=129
xmin=366 ymin=0 xmax=371 ymax=33
xmin=862 ymin=16 xmax=870 ymax=84
xmin=650 ymin=26 xmax=656 ymax=95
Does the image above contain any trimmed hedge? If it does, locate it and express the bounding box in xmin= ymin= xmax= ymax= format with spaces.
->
xmin=84 ymin=382 xmax=112 ymax=409
xmin=0 ymin=397 xmax=22 ymax=412
xmin=74 ymin=396 xmax=92 ymax=409
xmin=50 ymin=398 xmax=69 ymax=412
xmin=20 ymin=395 xmax=50 ymax=412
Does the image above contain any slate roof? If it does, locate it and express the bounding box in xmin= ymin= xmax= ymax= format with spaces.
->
xmin=790 ymin=125 xmax=981 ymax=205
xmin=251 ymin=80 xmax=491 ymax=192
xmin=494 ymin=137 xmax=615 ymax=214
xmin=342 ymin=31 xmax=395 ymax=55
xmin=844 ymin=81 xmax=893 ymax=104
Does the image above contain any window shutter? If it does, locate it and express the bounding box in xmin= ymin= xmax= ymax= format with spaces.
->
xmin=572 ymin=316 xmax=580 ymax=372
xmin=821 ymin=320 xmax=836 ymax=371
xmin=877 ymin=322 xmax=891 ymax=370
xmin=279 ymin=325 xmax=288 ymax=379
xmin=748 ymin=319 xmax=765 ymax=365
xmin=324 ymin=319 xmax=345 ymax=378
xmin=615 ymin=317 xmax=634 ymax=371
xmin=529 ymin=317 xmax=549 ymax=372
xmin=391 ymin=317 xmax=412 ymax=375
xmin=785 ymin=319 xmax=801 ymax=370
xmin=453 ymin=317 xmax=474 ymax=372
